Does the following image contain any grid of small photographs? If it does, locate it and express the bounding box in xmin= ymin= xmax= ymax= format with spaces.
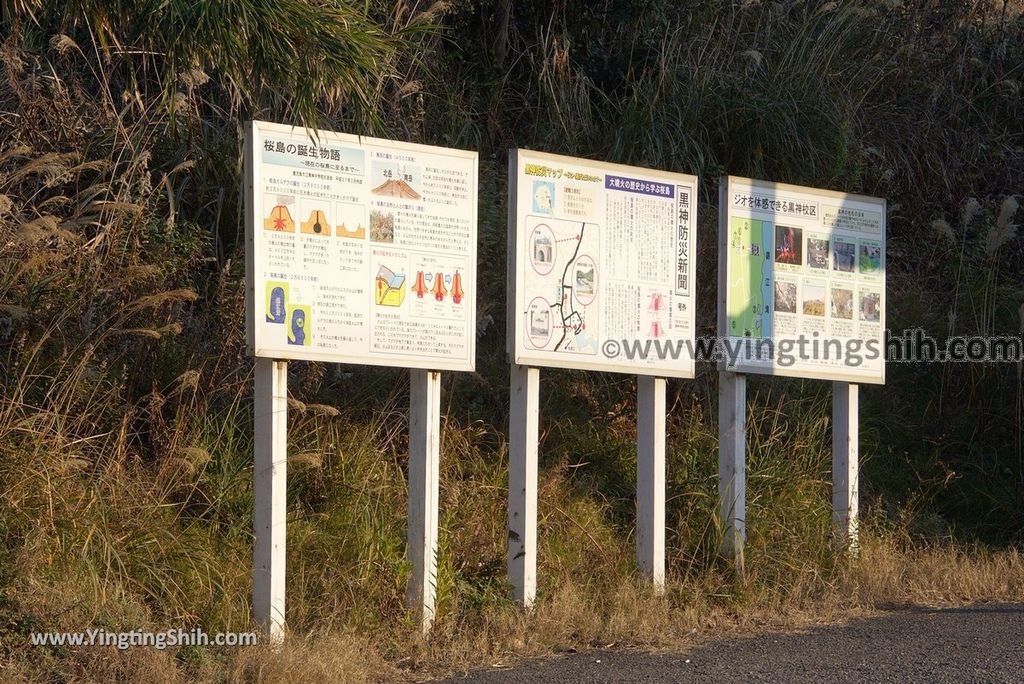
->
xmin=770 ymin=219 xmax=884 ymax=358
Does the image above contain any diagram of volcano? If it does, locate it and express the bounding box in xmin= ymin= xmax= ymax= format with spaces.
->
xmin=300 ymin=209 xmax=330 ymax=236
xmin=374 ymin=265 xmax=407 ymax=307
xmin=263 ymin=204 xmax=295 ymax=232
xmin=371 ymin=179 xmax=421 ymax=200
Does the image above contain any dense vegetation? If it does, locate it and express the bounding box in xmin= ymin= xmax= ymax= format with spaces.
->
xmin=1 ymin=0 xmax=1022 ymax=680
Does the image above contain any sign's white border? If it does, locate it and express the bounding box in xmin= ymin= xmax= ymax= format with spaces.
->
xmin=244 ymin=120 xmax=478 ymax=371
xmin=717 ymin=175 xmax=886 ymax=384
xmin=508 ymin=149 xmax=699 ymax=378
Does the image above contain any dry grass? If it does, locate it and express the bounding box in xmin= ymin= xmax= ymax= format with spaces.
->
xmin=275 ymin=539 xmax=1023 ymax=683
xmin=850 ymin=538 xmax=1024 ymax=607
xmin=226 ymin=634 xmax=395 ymax=684
xmin=3 ymin=529 xmax=1020 ymax=683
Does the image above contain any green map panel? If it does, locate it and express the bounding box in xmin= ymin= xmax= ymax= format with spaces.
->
xmin=727 ymin=217 xmax=773 ymax=338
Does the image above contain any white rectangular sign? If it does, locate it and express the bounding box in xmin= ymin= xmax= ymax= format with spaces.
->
xmin=509 ymin=150 xmax=698 ymax=378
xmin=245 ymin=121 xmax=478 ymax=371
xmin=719 ymin=176 xmax=886 ymax=383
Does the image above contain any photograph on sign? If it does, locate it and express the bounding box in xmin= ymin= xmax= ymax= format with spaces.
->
xmin=245 ymin=121 xmax=478 ymax=371
xmin=509 ymin=150 xmax=698 ymax=378
xmin=719 ymin=176 xmax=886 ymax=383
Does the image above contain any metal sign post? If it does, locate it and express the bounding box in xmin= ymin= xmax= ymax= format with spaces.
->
xmin=636 ymin=375 xmax=667 ymax=590
xmin=253 ymin=358 xmax=288 ymax=640
xmin=407 ymin=370 xmax=443 ymax=632
xmin=507 ymin=364 xmax=540 ymax=608
xmin=717 ymin=371 xmax=746 ymax=570
xmin=832 ymin=381 xmax=859 ymax=553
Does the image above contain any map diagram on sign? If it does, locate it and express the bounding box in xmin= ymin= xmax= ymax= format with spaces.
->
xmin=522 ymin=215 xmax=600 ymax=354
xmin=727 ymin=217 xmax=773 ymax=338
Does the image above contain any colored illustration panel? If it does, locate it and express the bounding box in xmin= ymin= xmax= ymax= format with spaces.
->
xmin=336 ymin=202 xmax=366 ymax=239
xmin=265 ymin=281 xmax=289 ymax=323
xmin=375 ymin=265 xmax=407 ymax=306
xmin=263 ymin=195 xmax=296 ymax=232
xmin=286 ymin=304 xmax=311 ymax=346
xmin=300 ymin=204 xmax=331 ymax=236
xmin=246 ymin=121 xmax=477 ymax=370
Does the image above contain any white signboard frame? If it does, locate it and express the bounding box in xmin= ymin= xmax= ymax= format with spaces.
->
xmin=243 ymin=120 xmax=478 ymax=637
xmin=508 ymin=149 xmax=698 ymax=378
xmin=245 ymin=120 xmax=478 ymax=371
xmin=506 ymin=149 xmax=699 ymax=605
xmin=718 ymin=176 xmax=886 ymax=384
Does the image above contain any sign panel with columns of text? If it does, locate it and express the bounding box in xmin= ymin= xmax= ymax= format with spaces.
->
xmin=509 ymin=149 xmax=698 ymax=378
xmin=245 ymin=120 xmax=478 ymax=370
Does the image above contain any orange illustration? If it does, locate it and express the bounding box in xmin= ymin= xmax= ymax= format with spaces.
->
xmin=336 ymin=221 xmax=366 ymax=239
xmin=300 ymin=209 xmax=330 ymax=236
xmin=411 ymin=271 xmax=428 ymax=298
xmin=431 ymin=272 xmax=447 ymax=302
xmin=263 ymin=204 xmax=295 ymax=232
xmin=371 ymin=179 xmax=421 ymax=200
xmin=451 ymin=271 xmax=464 ymax=304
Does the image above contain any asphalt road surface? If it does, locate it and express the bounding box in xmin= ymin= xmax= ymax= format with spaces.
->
xmin=434 ymin=604 xmax=1023 ymax=683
